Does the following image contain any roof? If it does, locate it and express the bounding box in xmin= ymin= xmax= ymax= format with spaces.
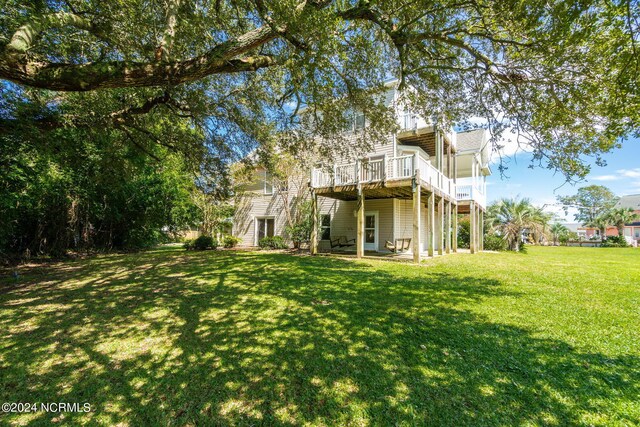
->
xmin=456 ymin=128 xmax=490 ymax=168
xmin=615 ymin=194 xmax=640 ymax=210
xmin=562 ymin=222 xmax=582 ymax=232
xmin=456 ymin=129 xmax=487 ymax=152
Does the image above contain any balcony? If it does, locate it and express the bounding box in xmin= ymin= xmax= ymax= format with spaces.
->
xmin=311 ymin=154 xmax=456 ymax=200
xmin=456 ymin=184 xmax=486 ymax=209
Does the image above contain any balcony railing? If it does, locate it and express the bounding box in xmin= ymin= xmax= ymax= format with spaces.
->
xmin=456 ymin=184 xmax=486 ymax=208
xmin=400 ymin=113 xmax=418 ymax=130
xmin=311 ymin=154 xmax=457 ymax=200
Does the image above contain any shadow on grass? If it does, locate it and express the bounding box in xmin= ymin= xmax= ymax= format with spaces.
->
xmin=1 ymin=248 xmax=638 ymax=425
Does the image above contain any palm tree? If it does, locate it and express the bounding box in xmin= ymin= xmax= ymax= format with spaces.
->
xmin=605 ymin=208 xmax=639 ymax=236
xmin=486 ymin=197 xmax=550 ymax=251
xmin=550 ymin=222 xmax=569 ymax=246
xmin=528 ymin=206 xmax=553 ymax=244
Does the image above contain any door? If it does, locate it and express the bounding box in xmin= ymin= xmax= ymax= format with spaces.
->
xmin=256 ymin=217 xmax=275 ymax=245
xmin=364 ymin=212 xmax=378 ymax=251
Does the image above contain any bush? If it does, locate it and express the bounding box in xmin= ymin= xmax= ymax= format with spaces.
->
xmin=558 ymin=231 xmax=578 ymax=246
xmin=190 ymin=235 xmax=218 ymax=250
xmin=222 ymin=235 xmax=241 ymax=248
xmin=484 ymin=233 xmax=507 ymax=251
xmin=183 ymin=239 xmax=194 ymax=250
xmin=457 ymin=217 xmax=470 ymax=249
xmin=258 ymin=236 xmax=288 ymax=250
xmin=601 ymin=235 xmax=628 ymax=248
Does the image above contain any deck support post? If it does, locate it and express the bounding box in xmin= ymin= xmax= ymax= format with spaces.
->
xmin=412 ymin=171 xmax=422 ymax=264
xmin=437 ymin=197 xmax=444 ymax=256
xmin=453 ymin=204 xmax=458 ymax=253
xmin=470 ymin=201 xmax=477 ymax=254
xmin=357 ymin=189 xmax=364 ymax=259
xmin=310 ymin=190 xmax=318 ymax=255
xmin=427 ymin=193 xmax=435 ymax=257
xmin=479 ymin=207 xmax=484 ymax=252
xmin=445 ymin=200 xmax=452 ymax=254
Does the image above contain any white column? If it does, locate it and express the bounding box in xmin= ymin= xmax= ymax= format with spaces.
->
xmin=357 ymin=190 xmax=364 ymax=258
xmin=310 ymin=190 xmax=318 ymax=255
xmin=413 ymin=171 xmax=422 ymax=264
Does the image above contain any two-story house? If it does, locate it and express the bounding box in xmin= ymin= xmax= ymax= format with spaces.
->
xmin=618 ymin=194 xmax=640 ymax=243
xmin=232 ymin=79 xmax=491 ymax=262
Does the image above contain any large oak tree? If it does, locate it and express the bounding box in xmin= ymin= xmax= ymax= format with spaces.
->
xmin=1 ymin=0 xmax=639 ymax=178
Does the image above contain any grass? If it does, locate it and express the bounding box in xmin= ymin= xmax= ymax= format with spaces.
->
xmin=1 ymin=246 xmax=639 ymax=426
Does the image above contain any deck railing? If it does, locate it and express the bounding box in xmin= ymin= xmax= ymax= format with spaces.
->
xmin=312 ymin=153 xmax=457 ymax=200
xmin=456 ymin=184 xmax=486 ymax=208
xmin=400 ymin=113 xmax=418 ymax=130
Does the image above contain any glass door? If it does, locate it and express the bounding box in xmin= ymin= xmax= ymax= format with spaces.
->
xmin=364 ymin=212 xmax=378 ymax=251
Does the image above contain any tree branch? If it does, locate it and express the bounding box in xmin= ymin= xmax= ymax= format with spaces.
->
xmin=156 ymin=0 xmax=182 ymax=61
xmin=1 ymin=21 xmax=278 ymax=91
xmin=5 ymin=12 xmax=102 ymax=54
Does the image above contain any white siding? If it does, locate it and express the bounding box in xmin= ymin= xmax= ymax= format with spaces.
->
xmin=233 ymin=167 xmax=302 ymax=247
xmin=394 ymin=197 xmax=442 ymax=252
xmin=318 ymin=196 xmax=394 ymax=252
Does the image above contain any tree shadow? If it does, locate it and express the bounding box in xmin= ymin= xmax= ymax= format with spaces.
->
xmin=0 ymin=249 xmax=638 ymax=425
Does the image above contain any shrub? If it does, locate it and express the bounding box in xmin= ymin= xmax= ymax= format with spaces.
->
xmin=457 ymin=217 xmax=470 ymax=249
xmin=558 ymin=231 xmax=578 ymax=246
xmin=258 ymin=236 xmax=288 ymax=250
xmin=183 ymin=239 xmax=194 ymax=250
xmin=222 ymin=235 xmax=241 ymax=249
xmin=192 ymin=235 xmax=218 ymax=250
xmin=484 ymin=234 xmax=507 ymax=251
xmin=601 ymin=235 xmax=628 ymax=248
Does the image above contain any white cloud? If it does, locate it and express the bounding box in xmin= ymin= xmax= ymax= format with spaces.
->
xmin=618 ymin=168 xmax=640 ymax=178
xmin=590 ymin=174 xmax=620 ymax=181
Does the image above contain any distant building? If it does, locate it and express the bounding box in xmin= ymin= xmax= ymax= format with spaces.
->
xmin=577 ymin=194 xmax=640 ymax=242
xmin=616 ymin=194 xmax=640 ymax=243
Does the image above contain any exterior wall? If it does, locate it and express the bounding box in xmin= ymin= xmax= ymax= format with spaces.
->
xmin=319 ymin=197 xmax=394 ymax=252
xmin=394 ymin=198 xmax=442 ymax=252
xmin=233 ymin=167 xmax=298 ymax=247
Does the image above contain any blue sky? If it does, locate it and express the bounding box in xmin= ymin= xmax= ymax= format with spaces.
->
xmin=487 ymin=137 xmax=640 ymax=222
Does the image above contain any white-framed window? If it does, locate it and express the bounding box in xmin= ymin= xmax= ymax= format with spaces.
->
xmin=263 ymin=170 xmax=273 ymax=195
xmin=635 ymin=228 xmax=640 ymax=239
xmin=255 ymin=217 xmax=275 ymax=244
xmin=354 ymin=112 xmax=365 ymax=130
xmin=343 ymin=111 xmax=366 ymax=132
xmin=320 ymin=214 xmax=331 ymax=240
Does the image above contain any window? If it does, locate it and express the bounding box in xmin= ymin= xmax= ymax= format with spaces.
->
xmin=256 ymin=218 xmax=275 ymax=242
xmin=343 ymin=111 xmax=366 ymax=132
xmin=320 ymin=214 xmax=331 ymax=240
xmin=635 ymin=228 xmax=640 ymax=238
xmin=263 ymin=170 xmax=273 ymax=195
xmin=354 ymin=112 xmax=365 ymax=130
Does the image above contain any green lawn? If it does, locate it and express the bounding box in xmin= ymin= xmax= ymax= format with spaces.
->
xmin=1 ymin=246 xmax=639 ymax=426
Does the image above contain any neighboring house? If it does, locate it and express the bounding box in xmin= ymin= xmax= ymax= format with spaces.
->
xmin=563 ymin=223 xmax=588 ymax=240
xmin=576 ymin=194 xmax=640 ymax=242
xmin=233 ymin=79 xmax=491 ymax=262
xmin=617 ymin=194 xmax=640 ymax=243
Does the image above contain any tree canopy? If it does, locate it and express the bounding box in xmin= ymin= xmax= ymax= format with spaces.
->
xmin=1 ymin=0 xmax=639 ymax=179
xmin=557 ymin=185 xmax=619 ymax=225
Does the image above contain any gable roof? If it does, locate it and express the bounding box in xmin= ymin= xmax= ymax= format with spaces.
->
xmin=456 ymin=129 xmax=487 ymax=152
xmin=615 ymin=194 xmax=640 ymax=210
